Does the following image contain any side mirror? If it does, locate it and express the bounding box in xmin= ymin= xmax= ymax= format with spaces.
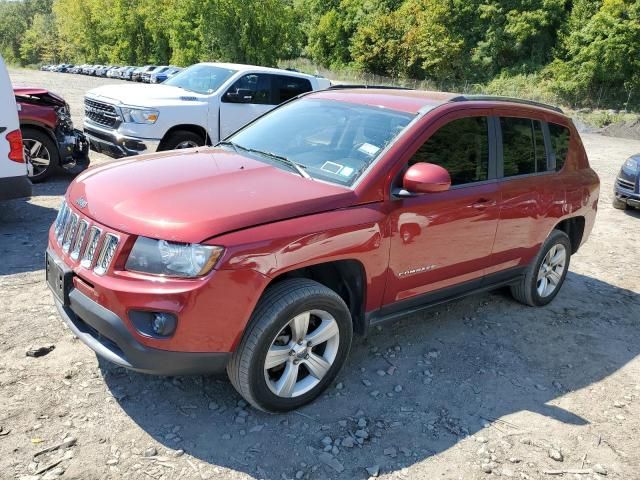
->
xmin=224 ymin=88 xmax=254 ymax=103
xmin=402 ymin=162 xmax=451 ymax=194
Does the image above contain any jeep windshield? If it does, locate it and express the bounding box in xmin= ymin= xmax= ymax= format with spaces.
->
xmin=165 ymin=64 xmax=237 ymax=95
xmin=226 ymin=99 xmax=415 ymax=187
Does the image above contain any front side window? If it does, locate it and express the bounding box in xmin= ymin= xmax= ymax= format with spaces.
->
xmin=164 ymin=64 xmax=237 ymax=95
xmin=410 ymin=117 xmax=489 ymax=186
xmin=548 ymin=123 xmax=570 ymax=171
xmin=501 ymin=117 xmax=548 ymax=177
xmin=224 ymin=74 xmax=273 ymax=105
xmin=227 ymin=98 xmax=414 ymax=186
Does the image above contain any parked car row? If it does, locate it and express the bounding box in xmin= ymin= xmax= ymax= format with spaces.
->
xmin=41 ymin=63 xmax=183 ymax=83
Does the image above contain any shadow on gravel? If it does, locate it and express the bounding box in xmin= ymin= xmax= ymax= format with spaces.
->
xmin=0 ymin=177 xmax=69 ymax=276
xmin=101 ymin=270 xmax=640 ymax=479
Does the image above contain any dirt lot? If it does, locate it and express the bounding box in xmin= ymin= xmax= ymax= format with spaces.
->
xmin=1 ymin=68 xmax=640 ymax=480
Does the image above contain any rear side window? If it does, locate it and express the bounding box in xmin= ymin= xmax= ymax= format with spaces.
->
xmin=549 ymin=123 xmax=570 ymax=171
xmin=275 ymin=76 xmax=312 ymax=103
xmin=501 ymin=117 xmax=547 ymax=177
xmin=410 ymin=117 xmax=489 ymax=186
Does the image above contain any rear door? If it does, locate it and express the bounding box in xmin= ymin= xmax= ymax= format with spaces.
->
xmin=488 ymin=115 xmax=565 ymax=274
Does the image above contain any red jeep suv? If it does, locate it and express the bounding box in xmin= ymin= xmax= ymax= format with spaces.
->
xmin=47 ymin=88 xmax=599 ymax=412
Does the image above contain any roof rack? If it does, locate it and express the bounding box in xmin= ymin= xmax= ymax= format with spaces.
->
xmin=328 ymin=84 xmax=414 ymax=91
xmin=449 ymin=95 xmax=564 ymax=113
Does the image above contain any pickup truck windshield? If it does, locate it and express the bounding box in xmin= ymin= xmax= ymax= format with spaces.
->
xmin=227 ymin=98 xmax=415 ymax=187
xmin=165 ymin=65 xmax=237 ymax=95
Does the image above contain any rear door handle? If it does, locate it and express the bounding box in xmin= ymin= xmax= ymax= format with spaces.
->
xmin=471 ymin=198 xmax=497 ymax=210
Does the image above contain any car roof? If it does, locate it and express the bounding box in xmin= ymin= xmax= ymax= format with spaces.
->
xmin=198 ymin=62 xmax=318 ymax=80
xmin=306 ymin=87 xmax=565 ymax=117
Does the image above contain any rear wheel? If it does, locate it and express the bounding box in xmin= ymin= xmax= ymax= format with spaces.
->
xmin=511 ymin=229 xmax=571 ymax=307
xmin=22 ymin=127 xmax=59 ymax=183
xmin=159 ymin=130 xmax=205 ymax=151
xmin=227 ymin=278 xmax=353 ymax=412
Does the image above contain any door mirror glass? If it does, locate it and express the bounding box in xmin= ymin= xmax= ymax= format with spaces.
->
xmin=403 ymin=162 xmax=451 ymax=194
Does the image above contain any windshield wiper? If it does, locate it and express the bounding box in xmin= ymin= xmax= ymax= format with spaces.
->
xmin=232 ymin=145 xmax=312 ymax=180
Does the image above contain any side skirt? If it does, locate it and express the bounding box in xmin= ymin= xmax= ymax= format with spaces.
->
xmin=365 ymin=267 xmax=526 ymax=330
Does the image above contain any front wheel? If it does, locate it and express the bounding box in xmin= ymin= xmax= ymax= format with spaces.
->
xmin=22 ymin=127 xmax=60 ymax=183
xmin=227 ymin=278 xmax=353 ymax=412
xmin=159 ymin=130 xmax=205 ymax=151
xmin=511 ymin=229 xmax=572 ymax=307
xmin=612 ymin=196 xmax=627 ymax=210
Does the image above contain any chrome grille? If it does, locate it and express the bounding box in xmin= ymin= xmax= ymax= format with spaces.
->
xmin=70 ymin=220 xmax=89 ymax=260
xmin=94 ymin=234 xmax=119 ymax=275
xmin=52 ymin=201 xmax=120 ymax=274
xmin=54 ymin=201 xmax=69 ymax=240
xmin=62 ymin=213 xmax=79 ymax=252
xmin=81 ymin=226 xmax=102 ymax=268
xmin=616 ymin=177 xmax=636 ymax=192
xmin=84 ymin=97 xmax=120 ymax=128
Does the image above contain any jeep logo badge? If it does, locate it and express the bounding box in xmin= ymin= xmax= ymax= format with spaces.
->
xmin=75 ymin=197 xmax=88 ymax=209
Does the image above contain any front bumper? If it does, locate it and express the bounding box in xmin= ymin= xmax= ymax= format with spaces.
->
xmin=84 ymin=124 xmax=160 ymax=158
xmin=54 ymin=285 xmax=230 ymax=376
xmin=614 ymin=176 xmax=640 ymax=208
xmin=58 ymin=128 xmax=90 ymax=173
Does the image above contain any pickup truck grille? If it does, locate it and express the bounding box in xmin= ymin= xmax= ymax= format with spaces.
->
xmin=616 ymin=177 xmax=636 ymax=192
xmin=54 ymin=200 xmax=120 ymax=276
xmin=84 ymin=98 xmax=120 ymax=128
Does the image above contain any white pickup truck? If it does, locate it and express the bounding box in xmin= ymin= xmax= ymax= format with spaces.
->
xmin=83 ymin=62 xmax=331 ymax=158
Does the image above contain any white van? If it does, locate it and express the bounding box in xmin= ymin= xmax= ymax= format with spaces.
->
xmin=83 ymin=63 xmax=331 ymax=158
xmin=0 ymin=55 xmax=31 ymax=200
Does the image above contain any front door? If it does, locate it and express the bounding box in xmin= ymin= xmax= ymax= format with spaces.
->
xmin=384 ymin=115 xmax=500 ymax=305
xmin=219 ymin=73 xmax=275 ymax=139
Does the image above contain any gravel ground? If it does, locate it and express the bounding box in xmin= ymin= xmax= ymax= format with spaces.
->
xmin=1 ymin=69 xmax=640 ymax=480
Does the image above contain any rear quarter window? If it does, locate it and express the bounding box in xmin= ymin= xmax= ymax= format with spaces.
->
xmin=548 ymin=123 xmax=570 ymax=171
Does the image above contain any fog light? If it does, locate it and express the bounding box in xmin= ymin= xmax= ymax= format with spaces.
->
xmin=151 ymin=313 xmax=176 ymax=336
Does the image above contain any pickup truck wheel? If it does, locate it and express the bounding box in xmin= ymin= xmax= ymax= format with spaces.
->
xmin=160 ymin=131 xmax=204 ymax=151
xmin=227 ymin=278 xmax=353 ymax=412
xmin=22 ymin=128 xmax=59 ymax=183
xmin=511 ymin=229 xmax=571 ymax=307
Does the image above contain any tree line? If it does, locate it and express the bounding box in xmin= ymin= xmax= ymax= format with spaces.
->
xmin=1 ymin=0 xmax=639 ymax=110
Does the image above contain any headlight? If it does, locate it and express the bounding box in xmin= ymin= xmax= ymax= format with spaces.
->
xmin=125 ymin=237 xmax=224 ymax=278
xmin=120 ymin=106 xmax=159 ymax=124
xmin=622 ymin=157 xmax=639 ymax=173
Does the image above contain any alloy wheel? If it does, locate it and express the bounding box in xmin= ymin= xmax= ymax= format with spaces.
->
xmin=264 ymin=309 xmax=340 ymax=398
xmin=23 ymin=139 xmax=51 ymax=178
xmin=537 ymin=244 xmax=567 ymax=297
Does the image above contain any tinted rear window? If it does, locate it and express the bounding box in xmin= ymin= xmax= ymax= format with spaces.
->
xmin=549 ymin=123 xmax=570 ymax=171
xmin=275 ymin=76 xmax=312 ymax=103
xmin=501 ymin=117 xmax=547 ymax=177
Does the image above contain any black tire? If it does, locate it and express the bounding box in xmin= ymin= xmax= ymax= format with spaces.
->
xmin=227 ymin=278 xmax=353 ymax=412
xmin=159 ymin=130 xmax=205 ymax=151
xmin=21 ymin=127 xmax=59 ymax=183
xmin=510 ymin=229 xmax=572 ymax=307
xmin=612 ymin=196 xmax=627 ymax=210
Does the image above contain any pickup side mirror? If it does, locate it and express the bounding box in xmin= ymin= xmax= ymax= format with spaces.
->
xmin=224 ymin=88 xmax=254 ymax=103
xmin=402 ymin=162 xmax=451 ymax=194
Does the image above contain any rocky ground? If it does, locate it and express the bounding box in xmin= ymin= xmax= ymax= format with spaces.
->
xmin=1 ymin=69 xmax=639 ymax=480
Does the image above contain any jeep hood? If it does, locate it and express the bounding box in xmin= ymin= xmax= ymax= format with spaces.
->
xmin=67 ymin=148 xmax=356 ymax=243
xmin=87 ymin=84 xmax=205 ymax=107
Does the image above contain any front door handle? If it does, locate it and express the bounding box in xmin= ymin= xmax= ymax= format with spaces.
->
xmin=471 ymin=198 xmax=497 ymax=210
